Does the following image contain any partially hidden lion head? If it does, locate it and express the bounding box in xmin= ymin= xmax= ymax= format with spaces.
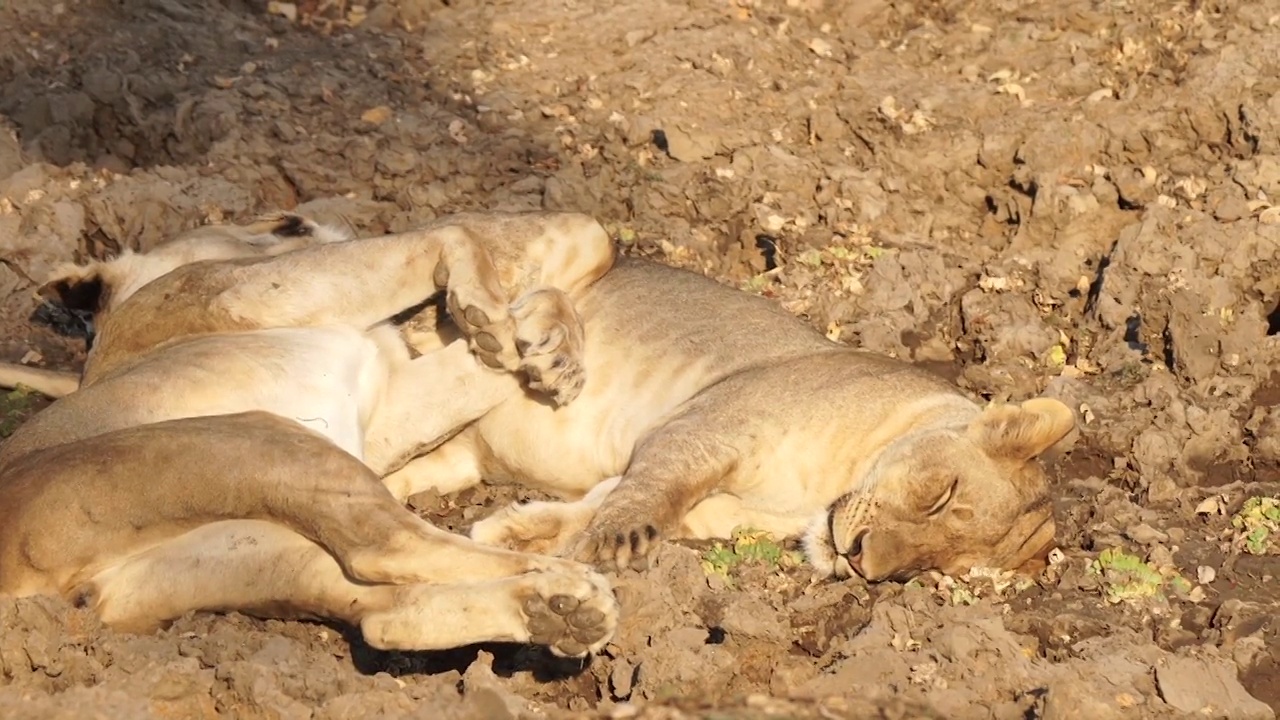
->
xmin=36 ymin=212 xmax=347 ymax=325
xmin=805 ymin=397 xmax=1076 ymax=582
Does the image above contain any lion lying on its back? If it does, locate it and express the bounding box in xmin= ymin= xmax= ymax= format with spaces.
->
xmin=0 ymin=210 xmax=621 ymax=657
xmin=389 ymin=256 xmax=1075 ymax=582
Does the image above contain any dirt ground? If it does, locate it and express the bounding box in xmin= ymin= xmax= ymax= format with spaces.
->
xmin=2 ymin=0 xmax=1280 ymax=717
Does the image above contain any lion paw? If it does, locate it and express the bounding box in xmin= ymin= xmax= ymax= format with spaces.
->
xmin=567 ymin=519 xmax=662 ymax=573
xmin=518 ymin=566 xmax=618 ymax=658
xmin=521 ymin=350 xmax=585 ymax=407
xmin=511 ymin=289 xmax=586 ymax=406
xmin=470 ymin=500 xmax=588 ymax=556
xmin=445 ymin=289 xmax=514 ymax=371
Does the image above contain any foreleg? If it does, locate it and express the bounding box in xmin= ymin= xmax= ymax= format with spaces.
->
xmin=469 ymin=478 xmax=811 ymax=555
xmin=363 ymin=343 xmax=518 ymax=479
xmin=365 ymin=285 xmax=591 ymax=479
xmin=83 ymin=520 xmax=617 ymax=658
xmin=565 ymin=412 xmax=741 ymax=572
xmin=470 ymin=478 xmax=621 ymax=555
xmin=380 ymin=430 xmax=487 ymax=503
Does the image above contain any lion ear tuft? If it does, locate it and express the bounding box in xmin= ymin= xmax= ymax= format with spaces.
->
xmin=267 ymin=213 xmax=313 ymax=238
xmin=38 ymin=263 xmax=110 ymax=314
xmin=968 ymin=398 xmax=1077 ymax=462
xmin=242 ymin=212 xmax=351 ymax=247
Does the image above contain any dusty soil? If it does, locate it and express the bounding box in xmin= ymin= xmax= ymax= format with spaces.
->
xmin=3 ymin=0 xmax=1280 ymax=717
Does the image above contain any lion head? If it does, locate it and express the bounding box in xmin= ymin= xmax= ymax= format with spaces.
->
xmin=805 ymin=397 xmax=1075 ymax=582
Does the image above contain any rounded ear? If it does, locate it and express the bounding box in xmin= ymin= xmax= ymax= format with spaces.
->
xmin=968 ymin=398 xmax=1077 ymax=462
xmin=37 ymin=263 xmax=108 ymax=314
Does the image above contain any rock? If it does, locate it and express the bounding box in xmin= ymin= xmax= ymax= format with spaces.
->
xmin=1124 ymin=523 xmax=1169 ymax=546
xmin=363 ymin=2 xmax=399 ymax=29
xmin=661 ymin=125 xmax=718 ymax=162
xmin=809 ymin=107 xmax=847 ymax=143
xmin=609 ymin=657 xmax=636 ymax=700
xmin=1155 ymin=656 xmax=1274 ymax=719
xmin=1112 ymin=166 xmax=1157 ymax=208
xmin=718 ymin=594 xmax=790 ymax=643
xmin=1212 ymin=192 xmax=1251 ymax=222
xmin=461 ymin=651 xmax=528 ymax=720
xmin=0 ymin=122 xmax=23 ymax=182
xmin=1041 ymin=677 xmax=1130 ymax=720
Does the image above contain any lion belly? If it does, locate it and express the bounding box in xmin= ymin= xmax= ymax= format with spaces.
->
xmin=472 ymin=345 xmax=725 ymax=498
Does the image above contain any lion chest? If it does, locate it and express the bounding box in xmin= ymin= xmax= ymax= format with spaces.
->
xmin=721 ymin=423 xmax=864 ymax=515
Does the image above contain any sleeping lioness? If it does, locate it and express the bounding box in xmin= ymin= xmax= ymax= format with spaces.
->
xmin=385 ymin=256 xmax=1076 ymax=582
xmin=0 ymin=211 xmax=620 ymax=657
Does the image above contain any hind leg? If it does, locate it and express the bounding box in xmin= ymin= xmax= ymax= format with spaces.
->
xmin=212 ymin=225 xmax=521 ymax=371
xmin=221 ymin=417 xmax=609 ymax=587
xmin=211 ymin=213 xmax=613 ymax=372
xmin=86 ymin=520 xmax=617 ymax=658
xmin=25 ymin=413 xmax=599 ymax=588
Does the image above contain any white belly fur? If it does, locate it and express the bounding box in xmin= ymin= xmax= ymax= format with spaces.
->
xmin=134 ymin=326 xmax=392 ymax=460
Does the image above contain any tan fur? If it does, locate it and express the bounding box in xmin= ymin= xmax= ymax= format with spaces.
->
xmin=0 ymin=211 xmax=620 ymax=657
xmin=393 ymin=257 xmax=1075 ymax=581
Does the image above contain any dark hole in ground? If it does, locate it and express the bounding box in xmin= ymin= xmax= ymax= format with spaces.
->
xmin=1267 ymin=299 xmax=1280 ymax=336
xmin=755 ymin=234 xmax=779 ymax=271
xmin=1083 ymin=241 xmax=1117 ymax=315
xmin=1123 ymin=314 xmax=1149 ymax=353
xmin=651 ymin=129 xmax=669 ymax=154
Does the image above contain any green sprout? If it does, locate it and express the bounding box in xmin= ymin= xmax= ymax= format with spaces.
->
xmin=0 ymin=386 xmax=37 ymax=438
xmin=796 ymin=249 xmax=824 ymax=267
xmin=1230 ymin=497 xmax=1280 ymax=555
xmin=949 ymin=585 xmax=978 ymax=606
xmin=827 ymin=246 xmax=858 ymax=261
xmin=740 ymin=273 xmax=775 ymax=294
xmin=700 ymin=527 xmax=804 ymax=586
xmin=1088 ymin=547 xmax=1189 ymax=604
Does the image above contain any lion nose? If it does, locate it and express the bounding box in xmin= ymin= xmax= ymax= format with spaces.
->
xmin=835 ymin=527 xmax=870 ymax=579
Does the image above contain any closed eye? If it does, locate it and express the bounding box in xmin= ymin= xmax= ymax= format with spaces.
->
xmin=927 ymin=478 xmax=959 ymax=516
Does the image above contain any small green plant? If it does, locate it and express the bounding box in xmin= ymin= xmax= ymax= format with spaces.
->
xmin=740 ymin=273 xmax=775 ymax=294
xmin=949 ymin=585 xmax=979 ymax=606
xmin=0 ymin=386 xmax=36 ymax=438
xmin=1088 ymin=547 xmax=1189 ymax=604
xmin=1116 ymin=361 xmax=1148 ymax=386
xmin=796 ymin=248 xmax=824 ymax=267
xmin=1230 ymin=497 xmax=1280 ymax=555
xmin=700 ymin=527 xmax=804 ymax=586
xmin=827 ymin=246 xmax=859 ymax=262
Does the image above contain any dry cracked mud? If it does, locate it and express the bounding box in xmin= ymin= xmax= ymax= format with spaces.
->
xmin=2 ymin=0 xmax=1280 ymax=718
